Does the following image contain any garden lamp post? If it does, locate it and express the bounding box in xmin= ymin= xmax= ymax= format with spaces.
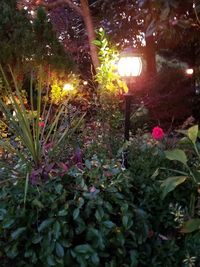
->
xmin=117 ymin=48 xmax=143 ymax=141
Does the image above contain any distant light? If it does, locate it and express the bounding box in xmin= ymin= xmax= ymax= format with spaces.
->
xmin=30 ymin=10 xmax=35 ymax=16
xmin=63 ymin=83 xmax=73 ymax=92
xmin=83 ymin=81 xmax=88 ymax=85
xmin=185 ymin=68 xmax=194 ymax=75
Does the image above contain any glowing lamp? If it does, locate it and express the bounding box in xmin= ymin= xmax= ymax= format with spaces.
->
xmin=117 ymin=48 xmax=143 ymax=78
xmin=117 ymin=48 xmax=143 ymax=150
xmin=63 ymin=83 xmax=73 ymax=92
xmin=185 ymin=68 xmax=194 ymax=76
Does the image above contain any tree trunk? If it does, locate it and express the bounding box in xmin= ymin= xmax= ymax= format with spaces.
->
xmin=145 ymin=35 xmax=157 ymax=76
xmin=80 ymin=0 xmax=100 ymax=71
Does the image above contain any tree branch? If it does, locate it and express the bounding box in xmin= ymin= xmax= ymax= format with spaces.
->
xmin=34 ymin=0 xmax=83 ymax=16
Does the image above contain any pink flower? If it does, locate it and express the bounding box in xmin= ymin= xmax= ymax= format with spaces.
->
xmin=152 ymin=126 xmax=164 ymax=140
xmin=89 ymin=186 xmax=96 ymax=193
xmin=39 ymin=122 xmax=45 ymax=127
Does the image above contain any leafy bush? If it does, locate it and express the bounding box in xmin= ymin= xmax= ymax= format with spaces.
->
xmin=0 ymin=161 xmax=151 ymax=267
xmin=127 ymin=128 xmax=200 ymax=266
xmin=94 ymin=29 xmax=126 ymax=130
xmin=0 ymin=144 xmax=195 ymax=267
xmin=160 ymin=125 xmax=200 ymax=235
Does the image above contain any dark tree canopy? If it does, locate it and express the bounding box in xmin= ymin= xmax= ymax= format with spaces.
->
xmin=0 ymin=0 xmax=33 ymax=64
xmin=0 ymin=0 xmax=73 ymax=71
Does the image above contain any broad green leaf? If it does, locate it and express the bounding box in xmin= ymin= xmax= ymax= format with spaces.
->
xmin=11 ymin=227 xmax=26 ymax=240
xmin=187 ymin=125 xmax=198 ymax=144
xmin=55 ymin=242 xmax=64 ymax=258
xmin=165 ymin=149 xmax=187 ymax=165
xmin=38 ymin=218 xmax=54 ymax=232
xmin=161 ymin=176 xmax=188 ymax=199
xmin=181 ymin=219 xmax=200 ymax=233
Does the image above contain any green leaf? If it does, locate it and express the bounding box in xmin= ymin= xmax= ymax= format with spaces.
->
xmin=24 ymin=172 xmax=29 ymax=206
xmin=92 ymin=40 xmax=102 ymax=46
xmin=47 ymin=255 xmax=56 ymax=266
xmin=58 ymin=209 xmax=68 ymax=216
xmin=38 ymin=218 xmax=54 ymax=232
xmin=55 ymin=242 xmax=64 ymax=258
xmin=161 ymin=176 xmax=188 ymax=199
xmin=122 ymin=215 xmax=133 ymax=229
xmin=85 ymin=160 xmax=92 ymax=170
xmin=102 ymin=220 xmax=115 ymax=229
xmin=32 ymin=199 xmax=44 ymax=209
xmin=3 ymin=218 xmax=15 ymax=229
xmin=122 ymin=215 xmax=128 ymax=228
xmin=53 ymin=221 xmax=61 ymax=239
xmin=165 ymin=149 xmax=187 ymax=165
xmin=6 ymin=244 xmax=18 ymax=259
xmin=181 ymin=219 xmax=200 ymax=233
xmin=187 ymin=125 xmax=198 ymax=144
xmin=11 ymin=227 xmax=26 ymax=240
xmin=0 ymin=208 xmax=7 ymax=220
xmin=91 ymin=253 xmax=100 ymax=265
xmin=73 ymin=208 xmax=80 ymax=220
xmin=130 ymin=250 xmax=138 ymax=267
xmin=74 ymin=244 xmax=94 ymax=255
xmin=32 ymin=234 xmax=42 ymax=244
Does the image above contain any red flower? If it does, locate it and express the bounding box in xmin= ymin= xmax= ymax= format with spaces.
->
xmin=38 ymin=122 xmax=45 ymax=127
xmin=152 ymin=126 xmax=164 ymax=140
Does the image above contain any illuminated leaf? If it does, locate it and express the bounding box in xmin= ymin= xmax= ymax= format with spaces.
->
xmin=161 ymin=176 xmax=188 ymax=199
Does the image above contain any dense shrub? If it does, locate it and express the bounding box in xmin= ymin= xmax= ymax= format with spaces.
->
xmin=0 ymin=163 xmax=150 ymax=267
xmin=1 ymin=144 xmax=199 ymax=266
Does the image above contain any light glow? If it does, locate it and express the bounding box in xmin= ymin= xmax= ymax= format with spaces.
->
xmin=83 ymin=81 xmax=88 ymax=85
xmin=117 ymin=56 xmax=142 ymax=77
xmin=185 ymin=68 xmax=194 ymax=75
xmin=63 ymin=83 xmax=74 ymax=92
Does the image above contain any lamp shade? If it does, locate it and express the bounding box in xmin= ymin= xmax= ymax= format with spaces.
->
xmin=117 ymin=48 xmax=143 ymax=77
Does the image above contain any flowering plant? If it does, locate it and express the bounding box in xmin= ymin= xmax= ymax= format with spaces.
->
xmin=152 ymin=126 xmax=165 ymax=140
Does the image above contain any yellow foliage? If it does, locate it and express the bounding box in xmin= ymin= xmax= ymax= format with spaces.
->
xmin=50 ymin=71 xmax=80 ymax=104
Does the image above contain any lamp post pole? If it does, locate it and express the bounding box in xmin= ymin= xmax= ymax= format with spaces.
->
xmin=124 ymin=93 xmax=132 ymax=141
xmin=124 ymin=92 xmax=132 ymax=168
